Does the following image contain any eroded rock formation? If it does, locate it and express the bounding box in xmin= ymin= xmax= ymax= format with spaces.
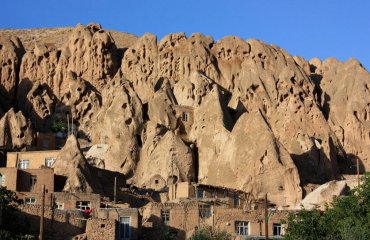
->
xmin=53 ymin=135 xmax=101 ymax=193
xmin=0 ymin=23 xmax=369 ymax=207
xmin=300 ymin=180 xmax=349 ymax=209
xmin=0 ymin=108 xmax=33 ymax=150
xmin=89 ymin=79 xmax=143 ymax=175
xmin=134 ymin=124 xmax=194 ymax=190
xmin=310 ymin=58 xmax=370 ymax=171
xmin=0 ymin=36 xmax=24 ymax=110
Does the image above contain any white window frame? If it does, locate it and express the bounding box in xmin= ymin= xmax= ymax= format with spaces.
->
xmin=25 ymin=197 xmax=36 ymax=205
xmin=161 ymin=209 xmax=170 ymax=225
xmin=273 ymin=223 xmax=282 ymax=236
xmin=0 ymin=174 xmax=5 ymax=186
xmin=45 ymin=157 xmax=56 ymax=167
xmin=76 ymin=201 xmax=91 ymax=210
xmin=119 ymin=216 xmax=131 ymax=240
xmin=235 ymin=221 xmax=249 ymax=236
xmin=18 ymin=159 xmax=29 ymax=169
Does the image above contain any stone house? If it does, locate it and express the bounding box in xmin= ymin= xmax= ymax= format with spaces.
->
xmin=7 ymin=150 xmax=60 ymax=169
xmin=92 ymin=208 xmax=141 ymax=240
xmin=168 ymin=182 xmax=248 ymax=208
xmin=1 ymin=150 xmax=57 ymax=201
xmin=173 ymin=105 xmax=194 ymax=139
xmin=0 ymin=167 xmax=54 ymax=194
xmin=144 ymin=201 xmax=286 ymax=239
xmin=8 ymin=182 xmax=100 ymax=211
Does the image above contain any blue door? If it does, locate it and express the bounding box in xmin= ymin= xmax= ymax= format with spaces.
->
xmin=119 ymin=216 xmax=131 ymax=240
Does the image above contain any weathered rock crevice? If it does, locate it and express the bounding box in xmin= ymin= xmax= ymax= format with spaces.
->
xmin=1 ymin=24 xmax=369 ymax=207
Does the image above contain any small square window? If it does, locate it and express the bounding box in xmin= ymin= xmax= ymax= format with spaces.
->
xmin=45 ymin=157 xmax=56 ymax=167
xmin=161 ymin=209 xmax=170 ymax=225
xmin=55 ymin=202 xmax=64 ymax=210
xmin=273 ymin=223 xmax=282 ymax=236
xmin=25 ymin=197 xmax=36 ymax=205
xmin=76 ymin=201 xmax=91 ymax=210
xmin=235 ymin=221 xmax=249 ymax=236
xmin=18 ymin=159 xmax=29 ymax=169
xmin=199 ymin=204 xmax=212 ymax=218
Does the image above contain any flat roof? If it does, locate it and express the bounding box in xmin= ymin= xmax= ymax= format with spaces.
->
xmin=7 ymin=150 xmax=60 ymax=154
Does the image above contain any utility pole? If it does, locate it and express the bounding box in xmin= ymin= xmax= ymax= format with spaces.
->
xmin=195 ymin=184 xmax=200 ymax=228
xmin=114 ymin=176 xmax=117 ymax=204
xmin=265 ymin=193 xmax=268 ymax=240
xmin=39 ymin=184 xmax=45 ymax=240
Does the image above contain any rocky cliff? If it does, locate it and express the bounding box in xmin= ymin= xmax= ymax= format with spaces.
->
xmin=0 ymin=23 xmax=369 ymax=207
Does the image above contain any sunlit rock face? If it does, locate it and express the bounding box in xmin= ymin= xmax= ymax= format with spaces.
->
xmin=1 ymin=23 xmax=368 ymax=207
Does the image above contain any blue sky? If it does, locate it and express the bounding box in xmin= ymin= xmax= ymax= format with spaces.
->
xmin=1 ymin=0 xmax=369 ymax=70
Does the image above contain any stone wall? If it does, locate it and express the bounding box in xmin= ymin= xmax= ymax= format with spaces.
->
xmin=86 ymin=217 xmax=117 ymax=240
xmin=96 ymin=208 xmax=141 ymax=240
xmin=53 ymin=192 xmax=101 ymax=210
xmin=16 ymin=204 xmax=86 ymax=239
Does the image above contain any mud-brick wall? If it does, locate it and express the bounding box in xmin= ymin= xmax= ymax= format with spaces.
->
xmin=213 ymin=207 xmax=289 ymax=237
xmin=147 ymin=202 xmax=201 ymax=239
xmin=0 ymin=167 xmax=18 ymax=190
xmin=16 ymin=205 xmax=86 ymax=238
xmin=7 ymin=150 xmax=60 ymax=168
xmin=17 ymin=168 xmax=54 ymax=192
xmin=96 ymin=208 xmax=141 ymax=240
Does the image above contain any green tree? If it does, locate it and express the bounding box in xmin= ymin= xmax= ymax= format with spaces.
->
xmin=157 ymin=226 xmax=178 ymax=240
xmin=0 ymin=186 xmax=17 ymax=210
xmin=51 ymin=119 xmax=68 ymax=132
xmin=190 ymin=226 xmax=231 ymax=240
xmin=0 ymin=187 xmax=35 ymax=239
xmin=283 ymin=173 xmax=370 ymax=240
